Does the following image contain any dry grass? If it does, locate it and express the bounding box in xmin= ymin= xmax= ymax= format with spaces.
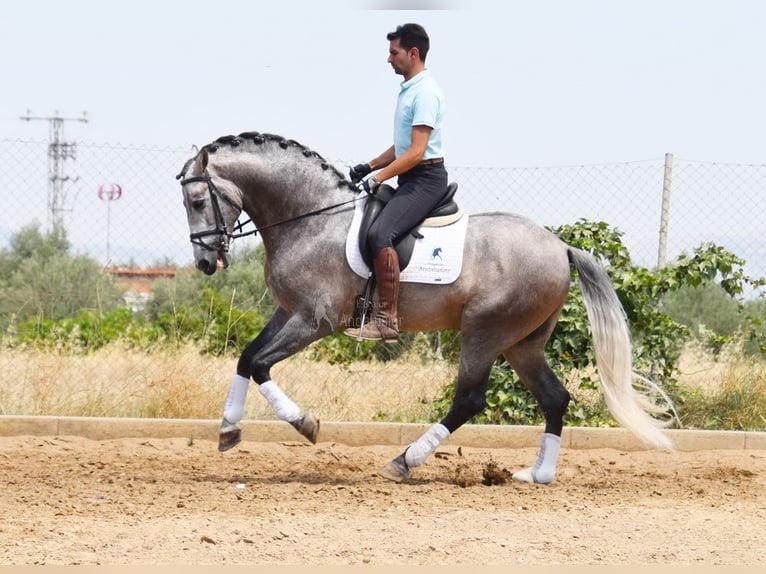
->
xmin=674 ymin=343 xmax=766 ymax=430
xmin=0 ymin=344 xmax=453 ymax=423
xmin=675 ymin=343 xmax=742 ymax=392
xmin=1 ymin=343 xmax=763 ymax=430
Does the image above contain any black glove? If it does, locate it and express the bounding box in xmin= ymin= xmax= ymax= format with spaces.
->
xmin=349 ymin=163 xmax=372 ymax=184
xmin=359 ymin=176 xmax=380 ymax=196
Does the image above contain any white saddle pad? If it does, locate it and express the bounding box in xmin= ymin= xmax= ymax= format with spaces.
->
xmin=345 ymin=192 xmax=469 ymax=284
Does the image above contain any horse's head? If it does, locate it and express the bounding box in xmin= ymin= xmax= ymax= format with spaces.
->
xmin=178 ymin=147 xmax=242 ymax=275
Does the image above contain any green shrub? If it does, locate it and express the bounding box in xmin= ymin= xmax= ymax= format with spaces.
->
xmin=11 ymin=307 xmax=164 ymax=351
xmin=0 ymin=225 xmax=122 ymax=330
xmin=149 ymin=284 xmax=266 ymax=356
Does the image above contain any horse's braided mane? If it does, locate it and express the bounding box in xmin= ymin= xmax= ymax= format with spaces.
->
xmin=202 ymin=131 xmax=355 ymax=191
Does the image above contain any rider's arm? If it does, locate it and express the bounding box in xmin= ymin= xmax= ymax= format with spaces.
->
xmin=373 ymin=125 xmax=432 ymax=184
xmin=368 ymin=146 xmax=396 ymax=171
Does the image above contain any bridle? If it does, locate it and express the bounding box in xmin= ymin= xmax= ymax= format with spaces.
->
xmin=177 ymin=169 xmax=252 ymax=254
xmin=178 ymin=168 xmax=362 ymax=254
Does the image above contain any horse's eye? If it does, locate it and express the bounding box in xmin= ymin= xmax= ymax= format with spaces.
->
xmin=191 ymin=199 xmax=205 ymax=212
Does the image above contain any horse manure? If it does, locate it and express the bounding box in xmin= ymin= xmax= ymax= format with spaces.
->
xmin=481 ymin=459 xmax=511 ymax=486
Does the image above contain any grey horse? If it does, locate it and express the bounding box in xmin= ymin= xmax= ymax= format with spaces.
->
xmin=178 ymin=132 xmax=672 ymax=484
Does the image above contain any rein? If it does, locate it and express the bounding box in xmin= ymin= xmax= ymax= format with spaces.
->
xmin=252 ymin=196 xmax=359 ymax=233
xmin=178 ymin=169 xmax=360 ymax=252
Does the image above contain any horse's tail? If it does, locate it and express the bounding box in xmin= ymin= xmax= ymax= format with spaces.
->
xmin=567 ymin=247 xmax=674 ymax=450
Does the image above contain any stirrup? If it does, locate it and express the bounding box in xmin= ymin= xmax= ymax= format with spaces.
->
xmin=345 ymin=316 xmax=398 ymax=343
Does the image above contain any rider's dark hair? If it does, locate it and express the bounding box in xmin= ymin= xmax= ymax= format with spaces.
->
xmin=387 ymin=23 xmax=430 ymax=62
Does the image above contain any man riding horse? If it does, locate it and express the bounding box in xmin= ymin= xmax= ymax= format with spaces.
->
xmin=345 ymin=23 xmax=448 ymax=343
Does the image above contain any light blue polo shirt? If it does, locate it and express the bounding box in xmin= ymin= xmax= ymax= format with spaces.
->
xmin=393 ymin=69 xmax=445 ymax=160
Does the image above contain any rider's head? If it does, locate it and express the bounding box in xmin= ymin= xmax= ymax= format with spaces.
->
xmin=387 ymin=23 xmax=430 ymax=63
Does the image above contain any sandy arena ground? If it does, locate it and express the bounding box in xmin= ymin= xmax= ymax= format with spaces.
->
xmin=1 ymin=435 xmax=764 ymax=565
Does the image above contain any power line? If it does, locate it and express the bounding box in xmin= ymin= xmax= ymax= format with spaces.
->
xmin=20 ymin=109 xmax=88 ymax=232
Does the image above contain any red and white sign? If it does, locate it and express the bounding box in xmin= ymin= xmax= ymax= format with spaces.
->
xmin=97 ymin=183 xmax=122 ymax=201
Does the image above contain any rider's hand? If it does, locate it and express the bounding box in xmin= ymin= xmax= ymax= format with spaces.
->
xmin=349 ymin=163 xmax=372 ymax=184
xmin=360 ymin=176 xmax=380 ymax=196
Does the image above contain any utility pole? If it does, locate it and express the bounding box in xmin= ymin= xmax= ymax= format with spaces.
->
xmin=20 ymin=109 xmax=88 ymax=232
xmin=657 ymin=152 xmax=673 ymax=268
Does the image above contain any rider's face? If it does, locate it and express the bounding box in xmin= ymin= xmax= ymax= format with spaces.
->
xmin=388 ymin=39 xmax=417 ymax=79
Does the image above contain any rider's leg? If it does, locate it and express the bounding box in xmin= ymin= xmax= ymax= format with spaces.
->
xmin=346 ymin=246 xmax=400 ymax=342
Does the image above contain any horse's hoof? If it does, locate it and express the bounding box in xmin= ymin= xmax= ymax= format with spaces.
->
xmin=379 ymin=453 xmax=411 ymax=482
xmin=512 ymin=467 xmax=553 ymax=484
xmin=292 ymin=413 xmax=320 ymax=444
xmin=218 ymin=428 xmax=242 ymax=452
xmin=511 ymin=467 xmax=535 ymax=483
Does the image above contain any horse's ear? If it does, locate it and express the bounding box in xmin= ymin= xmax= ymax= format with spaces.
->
xmin=198 ymin=148 xmax=209 ymax=171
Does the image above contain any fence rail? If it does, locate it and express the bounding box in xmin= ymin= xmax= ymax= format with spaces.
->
xmin=1 ymin=139 xmax=764 ymax=285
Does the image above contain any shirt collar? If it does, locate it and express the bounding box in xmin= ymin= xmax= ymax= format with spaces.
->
xmin=400 ymin=69 xmax=430 ymax=90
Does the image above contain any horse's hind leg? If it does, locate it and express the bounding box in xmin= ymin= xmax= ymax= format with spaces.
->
xmin=503 ymin=327 xmax=571 ymax=484
xmin=380 ymin=334 xmax=498 ymax=482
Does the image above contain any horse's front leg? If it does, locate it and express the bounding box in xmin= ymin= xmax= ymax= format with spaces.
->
xmin=218 ymin=307 xmax=330 ymax=451
xmin=218 ymin=308 xmax=289 ymax=450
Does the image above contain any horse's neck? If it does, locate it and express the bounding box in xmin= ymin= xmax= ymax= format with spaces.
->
xmin=225 ymin=154 xmax=354 ymax=254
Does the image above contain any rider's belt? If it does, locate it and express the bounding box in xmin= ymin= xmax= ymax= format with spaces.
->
xmin=418 ymin=157 xmax=444 ymax=166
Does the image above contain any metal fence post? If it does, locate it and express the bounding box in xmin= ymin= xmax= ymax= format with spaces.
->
xmin=657 ymin=152 xmax=673 ymax=268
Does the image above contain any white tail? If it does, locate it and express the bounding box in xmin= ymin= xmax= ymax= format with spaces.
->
xmin=568 ymin=248 xmax=674 ymax=449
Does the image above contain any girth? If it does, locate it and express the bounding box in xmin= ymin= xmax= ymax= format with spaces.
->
xmin=358 ymin=182 xmax=460 ymax=270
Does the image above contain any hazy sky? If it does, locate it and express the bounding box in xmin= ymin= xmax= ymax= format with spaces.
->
xmin=3 ymin=0 xmax=765 ymax=167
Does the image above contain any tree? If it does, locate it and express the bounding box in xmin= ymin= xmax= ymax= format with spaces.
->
xmin=0 ymin=225 xmax=121 ymax=329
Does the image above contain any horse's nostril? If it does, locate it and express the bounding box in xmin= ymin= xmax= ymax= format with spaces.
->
xmin=197 ymin=259 xmax=212 ymax=274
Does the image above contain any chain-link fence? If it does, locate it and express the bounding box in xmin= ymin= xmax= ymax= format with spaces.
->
xmin=1 ymin=137 xmax=764 ymax=421
xmin=1 ymin=138 xmax=764 ymax=283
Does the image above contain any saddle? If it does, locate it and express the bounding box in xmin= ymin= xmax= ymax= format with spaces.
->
xmin=358 ymin=182 xmax=460 ymax=271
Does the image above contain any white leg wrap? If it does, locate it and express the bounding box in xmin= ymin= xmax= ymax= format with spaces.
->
xmin=404 ymin=423 xmax=451 ymax=468
xmin=531 ymin=433 xmax=561 ymax=484
xmin=222 ymin=374 xmax=250 ymax=425
xmin=259 ymin=380 xmax=301 ymax=423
